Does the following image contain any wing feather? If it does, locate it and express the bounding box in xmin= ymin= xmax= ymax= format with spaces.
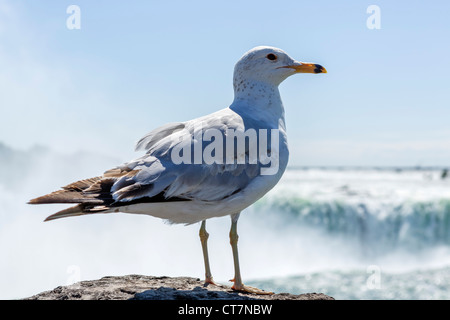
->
xmin=30 ymin=108 xmax=272 ymax=219
xmin=110 ymin=108 xmax=264 ymax=203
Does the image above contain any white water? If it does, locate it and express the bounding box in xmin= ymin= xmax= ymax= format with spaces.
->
xmin=0 ymin=144 xmax=449 ymax=299
xmin=247 ymin=168 xmax=450 ymax=299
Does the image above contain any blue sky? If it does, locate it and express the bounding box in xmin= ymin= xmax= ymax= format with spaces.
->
xmin=0 ymin=0 xmax=449 ymax=166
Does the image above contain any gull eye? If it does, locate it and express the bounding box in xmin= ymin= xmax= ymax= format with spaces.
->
xmin=266 ymin=53 xmax=277 ymax=61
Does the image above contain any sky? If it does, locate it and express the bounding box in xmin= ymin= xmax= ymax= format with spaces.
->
xmin=0 ymin=0 xmax=449 ymax=167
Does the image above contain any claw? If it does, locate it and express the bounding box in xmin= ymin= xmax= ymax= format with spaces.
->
xmin=203 ymin=277 xmax=218 ymax=286
xmin=231 ymin=283 xmax=274 ymax=295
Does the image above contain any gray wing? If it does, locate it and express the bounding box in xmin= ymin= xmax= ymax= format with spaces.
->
xmin=135 ymin=122 xmax=186 ymax=153
xmin=108 ymin=108 xmax=263 ymax=203
xmin=29 ymin=108 xmax=276 ymax=222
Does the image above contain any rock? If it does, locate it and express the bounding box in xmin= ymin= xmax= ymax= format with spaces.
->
xmin=24 ymin=275 xmax=334 ymax=300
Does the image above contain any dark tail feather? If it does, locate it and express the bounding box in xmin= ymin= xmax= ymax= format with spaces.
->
xmin=44 ymin=204 xmax=86 ymax=222
xmin=28 ymin=190 xmax=104 ymax=205
xmin=29 ymin=176 xmax=118 ymax=221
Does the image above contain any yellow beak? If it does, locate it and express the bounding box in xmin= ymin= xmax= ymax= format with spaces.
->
xmin=280 ymin=62 xmax=327 ymax=74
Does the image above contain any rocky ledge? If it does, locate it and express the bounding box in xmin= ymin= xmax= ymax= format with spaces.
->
xmin=24 ymin=275 xmax=333 ymax=300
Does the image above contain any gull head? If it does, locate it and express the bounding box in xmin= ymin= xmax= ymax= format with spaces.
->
xmin=233 ymin=46 xmax=326 ymax=89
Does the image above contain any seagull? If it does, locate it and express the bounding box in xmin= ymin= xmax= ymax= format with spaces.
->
xmin=29 ymin=46 xmax=326 ymax=294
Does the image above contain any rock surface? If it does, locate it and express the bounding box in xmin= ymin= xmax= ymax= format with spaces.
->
xmin=24 ymin=275 xmax=334 ymax=300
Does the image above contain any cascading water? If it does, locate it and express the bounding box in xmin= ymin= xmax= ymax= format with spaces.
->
xmin=246 ymin=168 xmax=450 ymax=299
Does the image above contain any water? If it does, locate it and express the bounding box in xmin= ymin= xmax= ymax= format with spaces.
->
xmin=1 ymin=143 xmax=449 ymax=299
xmin=257 ymin=168 xmax=450 ymax=254
xmin=250 ymin=267 xmax=450 ymax=300
xmin=246 ymin=168 xmax=450 ymax=299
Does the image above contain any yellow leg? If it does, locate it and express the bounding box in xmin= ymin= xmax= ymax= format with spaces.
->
xmin=199 ymin=220 xmax=215 ymax=285
xmin=229 ymin=213 xmax=273 ymax=295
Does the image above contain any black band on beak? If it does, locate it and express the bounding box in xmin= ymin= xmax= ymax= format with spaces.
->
xmin=314 ymin=64 xmax=326 ymax=74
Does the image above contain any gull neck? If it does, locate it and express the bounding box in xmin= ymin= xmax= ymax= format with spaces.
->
xmin=230 ymin=80 xmax=285 ymax=126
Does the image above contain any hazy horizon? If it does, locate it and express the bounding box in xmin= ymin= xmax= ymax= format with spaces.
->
xmin=2 ymin=139 xmax=449 ymax=171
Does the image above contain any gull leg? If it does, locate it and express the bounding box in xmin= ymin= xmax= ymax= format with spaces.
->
xmin=229 ymin=213 xmax=273 ymax=295
xmin=199 ymin=220 xmax=216 ymax=285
